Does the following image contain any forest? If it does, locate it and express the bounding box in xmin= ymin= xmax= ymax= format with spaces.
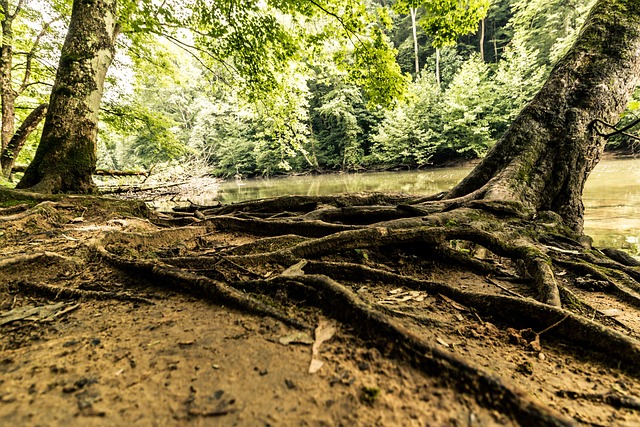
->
xmin=1 ymin=0 xmax=637 ymax=184
xmin=2 ymin=1 xmax=640 ymax=426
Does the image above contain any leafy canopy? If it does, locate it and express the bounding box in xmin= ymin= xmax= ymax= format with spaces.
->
xmin=394 ymin=0 xmax=489 ymax=48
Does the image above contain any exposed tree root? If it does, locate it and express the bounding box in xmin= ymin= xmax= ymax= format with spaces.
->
xmin=556 ymin=390 xmax=640 ymax=411
xmin=0 ymin=251 xmax=80 ymax=269
xmin=266 ymin=274 xmax=576 ymax=427
xmin=5 ymin=189 xmax=640 ymax=425
xmin=12 ymin=280 xmax=155 ymax=305
xmin=91 ymin=241 xmax=309 ymax=330
xmin=200 ymin=215 xmax=363 ymax=237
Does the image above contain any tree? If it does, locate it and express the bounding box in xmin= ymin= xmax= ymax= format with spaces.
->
xmin=447 ymin=0 xmax=640 ymax=233
xmin=15 ymin=0 xmax=407 ymax=192
xmin=392 ymin=0 xmax=422 ymax=74
xmin=4 ymin=1 xmax=640 ymax=424
xmin=16 ymin=0 xmax=118 ymax=193
xmin=0 ymin=0 xmax=63 ymax=178
xmin=419 ymin=0 xmax=489 ymax=85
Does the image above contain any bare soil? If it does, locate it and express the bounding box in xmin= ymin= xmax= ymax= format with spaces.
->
xmin=1 ymin=194 xmax=640 ymax=426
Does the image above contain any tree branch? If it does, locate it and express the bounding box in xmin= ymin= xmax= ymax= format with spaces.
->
xmin=19 ymin=19 xmax=57 ymax=95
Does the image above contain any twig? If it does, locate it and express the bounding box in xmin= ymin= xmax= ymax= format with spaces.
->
xmin=538 ymin=314 xmax=569 ymax=336
xmin=485 ymin=276 xmax=526 ymax=299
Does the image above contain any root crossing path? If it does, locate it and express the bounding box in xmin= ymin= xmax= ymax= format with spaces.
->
xmin=1 ymin=191 xmax=640 ymax=426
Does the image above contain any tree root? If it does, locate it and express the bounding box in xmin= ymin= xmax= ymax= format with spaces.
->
xmin=91 ymin=241 xmax=309 ymax=330
xmin=555 ymin=390 xmax=640 ymax=411
xmin=201 ymin=215 xmax=363 ymax=238
xmin=12 ymin=280 xmax=155 ymax=305
xmin=262 ymin=274 xmax=576 ymax=427
xmin=553 ymin=257 xmax=640 ymax=309
xmin=206 ymin=193 xmax=417 ymax=216
xmin=0 ymin=201 xmax=63 ymax=223
xmin=8 ymin=190 xmax=635 ymax=424
xmin=294 ymin=260 xmax=640 ymax=373
xmin=0 ymin=251 xmax=80 ymax=269
xmin=0 ymin=203 xmax=30 ymax=215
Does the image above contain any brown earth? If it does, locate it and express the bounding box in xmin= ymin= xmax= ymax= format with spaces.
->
xmin=1 ymin=194 xmax=640 ymax=426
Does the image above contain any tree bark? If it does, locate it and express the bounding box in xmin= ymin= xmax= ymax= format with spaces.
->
xmin=410 ymin=7 xmax=420 ymax=75
xmin=479 ymin=18 xmax=485 ymax=62
xmin=0 ymin=103 xmax=48 ymax=177
xmin=447 ymin=0 xmax=640 ymax=233
xmin=435 ymin=47 xmax=440 ymax=87
xmin=16 ymin=0 xmax=119 ymax=193
xmin=0 ymin=4 xmax=17 ymax=153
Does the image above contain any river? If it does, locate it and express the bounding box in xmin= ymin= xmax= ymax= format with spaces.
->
xmin=213 ymin=158 xmax=640 ymax=255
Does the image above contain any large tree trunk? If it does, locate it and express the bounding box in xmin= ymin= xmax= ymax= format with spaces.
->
xmin=16 ymin=0 xmax=119 ymax=193
xmin=447 ymin=0 xmax=640 ymax=232
xmin=0 ymin=6 xmax=17 ymax=153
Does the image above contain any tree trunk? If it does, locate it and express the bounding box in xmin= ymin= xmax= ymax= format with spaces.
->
xmin=446 ymin=0 xmax=640 ymax=233
xmin=479 ymin=18 xmax=485 ymax=62
xmin=16 ymin=0 xmax=119 ymax=193
xmin=410 ymin=7 xmax=420 ymax=75
xmin=435 ymin=47 xmax=440 ymax=87
xmin=492 ymin=21 xmax=497 ymax=62
xmin=0 ymin=104 xmax=48 ymax=177
xmin=1 ymin=10 xmax=16 ymax=153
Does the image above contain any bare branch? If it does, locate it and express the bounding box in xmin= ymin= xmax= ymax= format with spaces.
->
xmin=19 ymin=19 xmax=58 ymax=95
xmin=6 ymin=0 xmax=24 ymax=20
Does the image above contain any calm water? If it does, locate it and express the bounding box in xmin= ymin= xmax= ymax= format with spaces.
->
xmin=215 ymin=158 xmax=640 ymax=254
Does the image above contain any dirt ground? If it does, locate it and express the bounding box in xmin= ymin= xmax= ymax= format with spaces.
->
xmin=1 ymin=195 xmax=640 ymax=426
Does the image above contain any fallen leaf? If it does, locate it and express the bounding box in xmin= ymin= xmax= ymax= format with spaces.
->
xmin=309 ymin=319 xmax=337 ymax=374
xmin=438 ymin=294 xmax=468 ymax=311
xmin=282 ymin=260 xmax=308 ymax=277
xmin=279 ymin=332 xmax=314 ymax=346
xmin=308 ymin=359 xmax=324 ymax=374
xmin=436 ymin=338 xmax=450 ymax=348
xmin=600 ymin=308 xmax=622 ymax=317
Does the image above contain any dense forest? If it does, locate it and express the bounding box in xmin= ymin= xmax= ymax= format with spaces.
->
xmin=0 ymin=0 xmax=637 ymax=184
xmin=2 ymin=2 xmax=640 ymax=425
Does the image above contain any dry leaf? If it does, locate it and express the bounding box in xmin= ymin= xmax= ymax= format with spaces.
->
xmin=309 ymin=320 xmax=337 ymax=374
xmin=279 ymin=332 xmax=314 ymax=346
xmin=438 ymin=293 xmax=468 ymax=311
xmin=308 ymin=359 xmax=324 ymax=374
xmin=436 ymin=338 xmax=450 ymax=348
xmin=282 ymin=260 xmax=308 ymax=277
xmin=600 ymin=308 xmax=622 ymax=317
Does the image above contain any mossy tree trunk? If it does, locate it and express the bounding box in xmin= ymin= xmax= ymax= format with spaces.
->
xmin=0 ymin=4 xmax=55 ymax=179
xmin=0 ymin=0 xmax=18 ymax=155
xmin=16 ymin=0 xmax=119 ymax=193
xmin=446 ymin=0 xmax=640 ymax=233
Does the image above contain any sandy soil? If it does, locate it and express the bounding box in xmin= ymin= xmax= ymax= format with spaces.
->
xmin=1 ymin=197 xmax=639 ymax=426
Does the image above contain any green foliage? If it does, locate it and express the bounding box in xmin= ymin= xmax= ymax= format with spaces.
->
xmin=90 ymin=0 xmax=599 ymax=178
xmin=371 ymin=74 xmax=440 ymax=166
xmin=345 ymin=27 xmax=411 ymax=108
xmin=508 ymin=0 xmax=596 ymax=67
xmin=419 ymin=0 xmax=490 ymax=48
xmin=371 ymin=42 xmax=547 ymax=167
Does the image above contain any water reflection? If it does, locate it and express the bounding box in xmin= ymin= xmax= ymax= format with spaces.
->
xmin=583 ymin=158 xmax=640 ymax=254
xmin=217 ymin=159 xmax=640 ymax=254
xmin=218 ymin=167 xmax=471 ymax=202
